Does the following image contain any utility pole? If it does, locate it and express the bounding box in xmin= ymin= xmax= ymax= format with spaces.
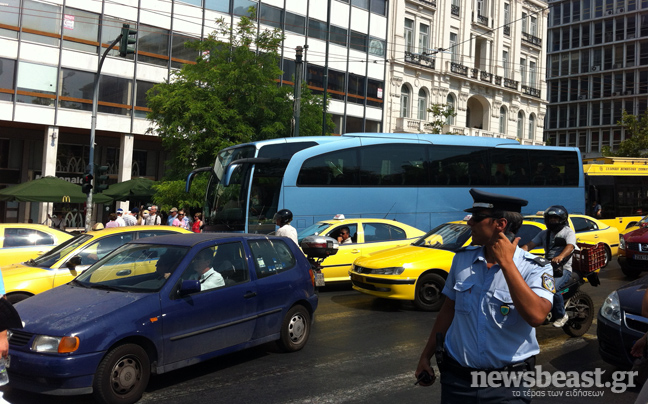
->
xmin=322 ymin=0 xmax=332 ymax=136
xmin=85 ymin=24 xmax=137 ymax=232
xmin=293 ymin=46 xmax=304 ymax=137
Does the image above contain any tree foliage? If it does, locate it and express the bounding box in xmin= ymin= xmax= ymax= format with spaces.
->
xmin=426 ymin=103 xmax=457 ymax=134
xmin=151 ymin=176 xmax=208 ymax=212
xmin=145 ymin=11 xmax=334 ymax=207
xmin=603 ymin=110 xmax=648 ymax=157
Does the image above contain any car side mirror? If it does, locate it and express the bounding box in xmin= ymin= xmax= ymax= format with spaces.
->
xmin=178 ymin=280 xmax=200 ymax=296
xmin=66 ymin=255 xmax=82 ymax=270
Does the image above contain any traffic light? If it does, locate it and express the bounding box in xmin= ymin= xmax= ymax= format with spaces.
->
xmin=119 ymin=24 xmax=137 ymax=57
xmin=94 ymin=165 xmax=109 ymax=193
xmin=82 ymin=172 xmax=93 ymax=195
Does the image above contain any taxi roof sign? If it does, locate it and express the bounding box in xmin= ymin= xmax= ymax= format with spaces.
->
xmin=333 ymin=214 xmax=346 ymax=220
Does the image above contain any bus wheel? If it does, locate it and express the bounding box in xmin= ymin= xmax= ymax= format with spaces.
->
xmin=414 ymin=273 xmax=446 ymax=312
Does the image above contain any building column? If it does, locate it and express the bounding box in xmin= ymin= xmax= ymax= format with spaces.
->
xmin=39 ymin=126 xmax=59 ymax=225
xmin=117 ymin=133 xmax=134 ymax=211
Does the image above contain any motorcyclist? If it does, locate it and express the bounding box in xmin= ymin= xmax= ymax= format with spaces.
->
xmin=521 ymin=205 xmax=577 ymax=327
xmin=274 ymin=209 xmax=298 ymax=246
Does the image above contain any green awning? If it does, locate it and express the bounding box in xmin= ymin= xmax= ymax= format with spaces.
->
xmin=0 ymin=176 xmax=113 ymax=204
xmin=102 ymin=178 xmax=156 ymax=201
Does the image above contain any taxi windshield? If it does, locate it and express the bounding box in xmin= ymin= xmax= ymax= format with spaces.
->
xmin=75 ymin=244 xmax=189 ymax=292
xmin=26 ymin=234 xmax=92 ymax=268
xmin=413 ymin=223 xmax=472 ymax=251
xmin=297 ymin=222 xmax=332 ymax=244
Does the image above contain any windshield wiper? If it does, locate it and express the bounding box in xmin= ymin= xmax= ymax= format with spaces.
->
xmin=88 ymin=284 xmax=128 ymax=293
xmin=69 ymin=279 xmax=90 ymax=288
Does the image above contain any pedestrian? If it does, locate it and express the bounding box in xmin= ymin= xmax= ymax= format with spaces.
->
xmin=167 ymin=207 xmax=178 ymax=226
xmin=115 ymin=209 xmax=126 ymax=227
xmin=105 ymin=213 xmax=119 ymax=228
xmin=48 ymin=213 xmax=65 ymax=230
xmin=192 ymin=212 xmax=203 ymax=233
xmin=123 ymin=208 xmax=137 ymax=226
xmin=145 ymin=205 xmax=162 ymax=226
xmin=180 ymin=209 xmax=191 ymax=229
xmin=274 ymin=209 xmax=298 ymax=245
xmin=521 ymin=205 xmax=577 ymax=328
xmin=172 ymin=210 xmax=189 ymax=230
xmin=415 ymin=189 xmax=554 ymax=403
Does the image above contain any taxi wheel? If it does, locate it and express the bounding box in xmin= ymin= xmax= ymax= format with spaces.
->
xmin=562 ymin=291 xmax=594 ymax=338
xmin=93 ymin=344 xmax=150 ymax=404
xmin=277 ymin=305 xmax=311 ymax=352
xmin=6 ymin=293 xmax=31 ymax=305
xmin=602 ymin=246 xmax=611 ymax=268
xmin=414 ymin=273 xmax=446 ymax=312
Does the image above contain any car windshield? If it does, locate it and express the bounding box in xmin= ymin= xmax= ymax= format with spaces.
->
xmin=26 ymin=234 xmax=92 ymax=268
xmin=413 ymin=223 xmax=472 ymax=251
xmin=298 ymin=222 xmax=332 ymax=243
xmin=75 ymin=244 xmax=189 ymax=292
xmin=639 ymin=216 xmax=648 ymax=226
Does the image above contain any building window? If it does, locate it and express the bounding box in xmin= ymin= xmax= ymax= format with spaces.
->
xmin=418 ymin=89 xmax=428 ymax=120
xmin=504 ymin=3 xmax=510 ymax=32
xmin=0 ymin=58 xmax=15 ymax=102
xmin=0 ymin=0 xmax=19 ymax=39
xmin=330 ymin=25 xmax=348 ymax=47
xmin=522 ymin=12 xmax=528 ymax=33
xmin=260 ymin=5 xmax=283 ymax=29
xmin=530 ymin=16 xmax=538 ymax=37
xmin=477 ymin=0 xmax=487 ymax=17
xmin=528 ymin=114 xmax=535 ymax=139
xmin=370 ymin=0 xmax=386 ymax=15
xmin=517 ymin=111 xmax=525 ymax=139
xmin=447 ymin=94 xmax=455 ymax=125
xmin=308 ymin=19 xmax=327 ymax=41
xmin=285 ymin=12 xmax=305 ymax=35
xmin=171 ymin=32 xmax=199 ymax=68
xmin=16 ymin=61 xmax=57 ymax=106
xmin=405 ymin=18 xmax=414 ymax=53
xmin=367 ymin=79 xmax=384 ymax=108
xmin=348 ymin=73 xmax=365 ymax=105
xmin=503 ymin=49 xmax=509 ymax=78
xmin=21 ymin=0 xmax=62 ymax=46
xmin=351 ymin=0 xmax=369 ymax=9
xmin=529 ymin=60 xmax=537 ymax=88
xmin=233 ymin=0 xmax=257 ymax=17
xmin=419 ymin=23 xmax=430 ymax=54
xmin=137 ymin=25 xmax=170 ymax=68
xmin=520 ymin=58 xmax=527 ymax=85
xmin=350 ymin=31 xmax=368 ymax=52
xmin=499 ymin=106 xmax=507 ymax=134
xmin=369 ymin=38 xmax=386 ymax=57
xmin=450 ymin=33 xmax=459 ymax=63
xmin=62 ymin=7 xmax=100 ymax=53
xmin=135 ymin=81 xmax=156 ymax=118
xmin=401 ymin=85 xmax=410 ymax=118
xmin=205 ymin=0 xmax=230 ymax=12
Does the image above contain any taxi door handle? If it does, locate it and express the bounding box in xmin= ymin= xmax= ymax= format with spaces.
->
xmin=351 ymin=249 xmax=360 ymax=254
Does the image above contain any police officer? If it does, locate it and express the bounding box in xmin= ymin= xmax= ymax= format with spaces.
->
xmin=415 ymin=189 xmax=554 ymax=403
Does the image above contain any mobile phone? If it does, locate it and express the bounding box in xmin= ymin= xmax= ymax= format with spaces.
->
xmin=503 ymin=221 xmax=515 ymax=242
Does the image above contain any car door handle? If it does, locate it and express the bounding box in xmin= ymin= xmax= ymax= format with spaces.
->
xmin=244 ymin=291 xmax=257 ymax=299
xmin=351 ymin=249 xmax=360 ymax=254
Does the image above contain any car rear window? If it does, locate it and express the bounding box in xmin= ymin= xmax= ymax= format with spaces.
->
xmin=248 ymin=239 xmax=296 ymax=279
xmin=3 ymin=228 xmax=55 ymax=247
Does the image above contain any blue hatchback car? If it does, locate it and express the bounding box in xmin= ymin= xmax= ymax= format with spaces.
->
xmin=7 ymin=233 xmax=318 ymax=404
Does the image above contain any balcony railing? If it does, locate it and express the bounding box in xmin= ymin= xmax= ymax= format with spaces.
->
xmin=476 ymin=14 xmax=489 ymax=26
xmin=494 ymin=75 xmax=502 ymax=85
xmin=405 ymin=51 xmax=435 ymax=69
xmin=451 ymin=4 xmax=460 ymax=16
xmin=522 ymin=85 xmax=542 ymax=98
xmin=470 ymin=68 xmax=479 ymax=79
xmin=521 ymin=32 xmax=542 ymax=47
xmin=419 ymin=0 xmax=437 ymax=7
xmin=503 ymin=25 xmax=511 ymax=36
xmin=451 ymin=62 xmax=468 ymax=76
xmin=480 ymin=71 xmax=493 ymax=83
xmin=504 ymin=78 xmax=518 ymax=90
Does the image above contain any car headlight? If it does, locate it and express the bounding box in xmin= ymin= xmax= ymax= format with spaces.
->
xmin=619 ymin=235 xmax=626 ymax=250
xmin=370 ymin=267 xmax=405 ymax=275
xmin=32 ymin=335 xmax=80 ymax=353
xmin=600 ymin=291 xmax=622 ymax=325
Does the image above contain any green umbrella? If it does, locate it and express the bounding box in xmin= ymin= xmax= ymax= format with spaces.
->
xmin=0 ymin=176 xmax=113 ymax=204
xmin=102 ymin=178 xmax=156 ymax=201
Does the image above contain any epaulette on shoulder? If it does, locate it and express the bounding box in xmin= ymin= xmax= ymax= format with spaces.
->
xmin=456 ymin=245 xmax=480 ymax=253
xmin=528 ymin=255 xmax=549 ymax=267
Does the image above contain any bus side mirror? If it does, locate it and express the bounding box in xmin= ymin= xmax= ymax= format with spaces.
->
xmin=221 ymin=163 xmax=242 ymax=187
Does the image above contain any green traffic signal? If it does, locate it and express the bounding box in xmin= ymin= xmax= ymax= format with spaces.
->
xmin=94 ymin=164 xmax=109 ymax=193
xmin=119 ymin=23 xmax=137 ymax=57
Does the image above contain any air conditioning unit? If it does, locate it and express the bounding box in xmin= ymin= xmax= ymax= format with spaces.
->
xmin=578 ymin=94 xmax=588 ymax=100
xmin=628 ymin=34 xmax=635 ymax=39
xmin=591 ymin=65 xmax=601 ymax=72
xmin=617 ymin=7 xmax=625 ymax=13
xmin=626 ymin=90 xmax=634 ymax=95
xmin=605 ymin=9 xmax=613 ymax=15
xmin=613 ymin=91 xmax=621 ymax=96
xmin=614 ymin=63 xmax=622 ymax=69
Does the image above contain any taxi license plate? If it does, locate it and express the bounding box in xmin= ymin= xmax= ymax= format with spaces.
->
xmin=314 ymin=272 xmax=325 ymax=287
xmin=634 ymin=254 xmax=648 ymax=261
xmin=351 ymin=273 xmax=365 ymax=283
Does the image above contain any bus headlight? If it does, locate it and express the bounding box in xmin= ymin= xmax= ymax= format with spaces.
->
xmin=600 ymin=291 xmax=622 ymax=325
xmin=370 ymin=267 xmax=405 ymax=275
xmin=619 ymin=235 xmax=626 ymax=250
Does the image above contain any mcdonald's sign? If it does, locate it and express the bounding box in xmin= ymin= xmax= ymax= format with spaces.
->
xmin=62 ymin=196 xmax=71 ymax=203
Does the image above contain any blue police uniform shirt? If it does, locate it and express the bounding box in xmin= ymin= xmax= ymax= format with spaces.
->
xmin=443 ymin=246 xmax=554 ymax=369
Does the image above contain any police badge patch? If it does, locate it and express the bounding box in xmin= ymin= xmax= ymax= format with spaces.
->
xmin=542 ymin=273 xmax=556 ymax=293
xmin=500 ymin=305 xmax=510 ymax=316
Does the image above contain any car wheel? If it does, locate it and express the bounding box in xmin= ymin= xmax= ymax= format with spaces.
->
xmin=277 ymin=305 xmax=311 ymax=352
xmin=621 ymin=265 xmax=642 ymax=279
xmin=414 ymin=273 xmax=446 ymax=312
xmin=7 ymin=293 xmax=31 ymax=305
xmin=602 ymin=246 xmax=611 ymax=268
xmin=562 ymin=291 xmax=594 ymax=338
xmin=93 ymin=344 xmax=150 ymax=404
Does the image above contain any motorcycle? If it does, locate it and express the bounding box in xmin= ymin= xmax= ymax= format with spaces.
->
xmin=545 ymin=243 xmax=603 ymax=337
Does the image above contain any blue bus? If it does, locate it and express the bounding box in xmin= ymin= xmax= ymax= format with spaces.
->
xmin=186 ymin=133 xmax=584 ymax=234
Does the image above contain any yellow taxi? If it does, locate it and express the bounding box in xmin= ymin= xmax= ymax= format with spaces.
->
xmin=349 ymin=219 xmax=547 ymax=311
xmin=1 ymin=225 xmax=191 ymax=304
xmin=523 ymin=213 xmax=619 ymax=266
xmin=0 ymin=224 xmax=73 ymax=267
xmin=297 ymin=215 xmax=425 ymax=283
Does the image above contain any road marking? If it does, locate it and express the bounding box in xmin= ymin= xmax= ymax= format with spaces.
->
xmin=539 ymin=332 xmax=597 ymax=352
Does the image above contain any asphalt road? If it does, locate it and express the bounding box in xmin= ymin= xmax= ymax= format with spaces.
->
xmin=1 ymin=259 xmax=641 ymax=404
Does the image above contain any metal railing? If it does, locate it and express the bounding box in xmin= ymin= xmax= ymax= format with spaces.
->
xmin=521 ymin=32 xmax=542 ymax=46
xmin=451 ymin=62 xmax=468 ymax=76
xmin=405 ymin=51 xmax=435 ymax=69
xmin=522 ymin=85 xmax=542 ymax=98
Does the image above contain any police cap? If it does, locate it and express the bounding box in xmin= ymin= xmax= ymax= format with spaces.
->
xmin=464 ymin=188 xmax=528 ymax=213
